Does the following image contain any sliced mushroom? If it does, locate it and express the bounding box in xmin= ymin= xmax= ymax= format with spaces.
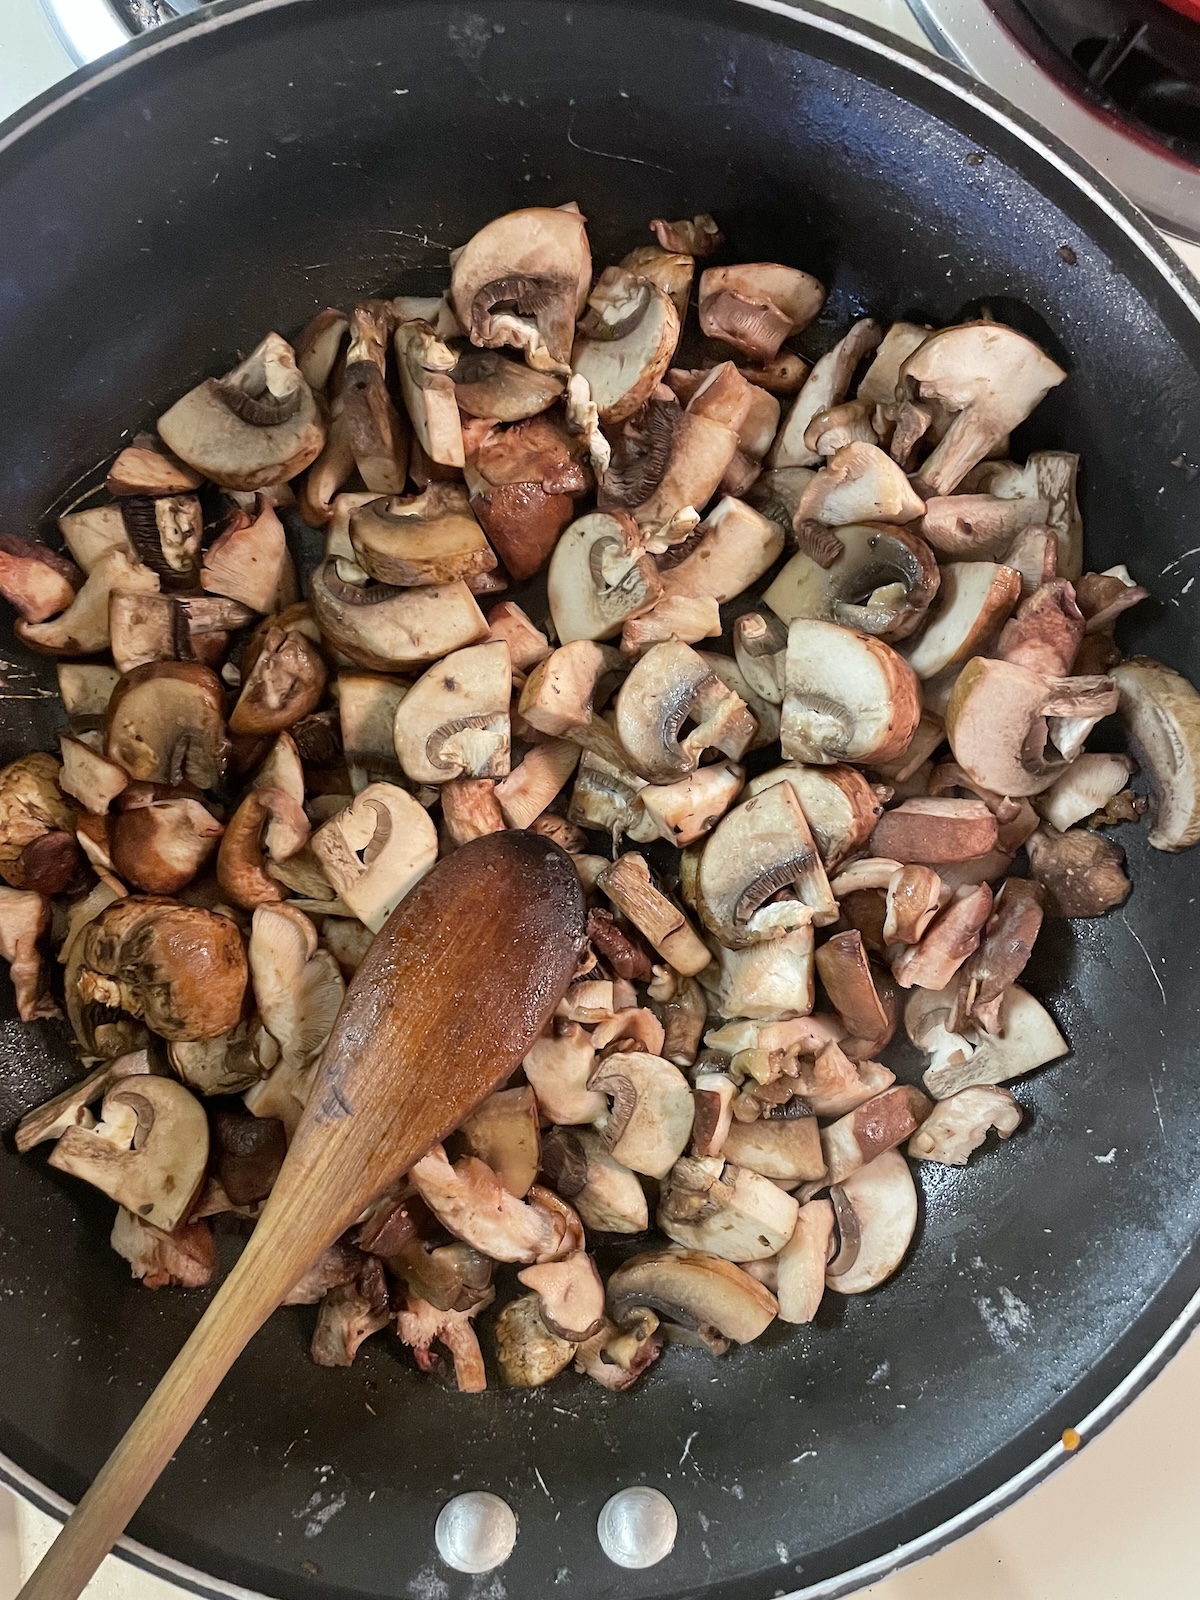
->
xmin=518 ymin=1251 xmax=606 ymax=1341
xmin=958 ymin=878 xmax=1044 ymax=1033
xmin=337 ymin=301 xmax=409 ymax=493
xmin=48 ymin=1074 xmax=209 ymax=1231
xmin=393 ymin=318 xmax=464 ymax=468
xmin=908 ymin=1085 xmax=1022 ymax=1165
xmin=572 ymin=269 xmax=680 ymax=425
xmin=797 ymin=443 xmax=925 ymax=527
xmin=792 ymin=1041 xmax=895 ymax=1118
xmin=814 ymin=931 xmax=893 ymax=1052
xmin=803 ymin=399 xmax=878 ymax=458
xmin=698 ymin=263 xmax=823 ymax=361
xmin=0 ymin=753 xmax=80 ymax=894
xmin=293 ymin=306 xmax=349 ymax=393
xmin=720 ymin=1111 xmax=824 ymax=1183
xmin=606 ymin=387 xmax=741 ymax=541
xmin=243 ymin=906 xmax=343 ymax=1134
xmin=655 ymin=495 xmax=784 ymax=606
xmin=347 ymin=486 xmax=494 ymax=590
xmin=310 ymin=783 xmax=437 ymax=932
xmin=768 ymin=319 xmax=883 ymax=470
xmin=110 ymin=1208 xmax=216 ymax=1290
xmin=1025 ymin=826 xmax=1131 ymax=917
xmin=410 ymin=1144 xmax=573 ymax=1262
xmin=215 ymin=786 xmax=302 ymax=908
xmin=451 ymin=347 xmax=565 ymax=421
xmin=615 ymin=640 xmax=755 ymax=781
xmin=900 ymin=324 xmax=1067 ymax=496
xmin=518 ymin=639 xmax=623 ymax=753
xmin=17 ymin=547 xmax=158 ymax=658
xmin=883 ymin=863 xmax=943 ymax=945
xmin=396 ymin=1293 xmax=492 ymax=1393
xmin=596 ymin=854 xmax=710 ymax=976
xmin=310 ymin=560 xmax=487 ymax=670
xmin=825 ymin=1150 xmax=916 ymax=1294
xmin=574 ymin=1310 xmax=664 ymax=1391
xmin=459 ymin=1086 xmax=541 ymax=1198
xmin=106 ymin=437 xmax=204 ymax=498
xmin=450 ymin=204 xmax=591 ymax=372
xmin=766 ymin=523 xmax=940 ymax=646
xmin=907 ymin=980 xmax=1068 ymax=1097
xmin=495 ymin=740 xmax=581 ymax=829
xmin=311 ymin=1266 xmax=393 ymax=1368
xmin=391 ymin=641 xmax=510 ymax=786
xmin=0 ymin=532 xmax=81 ymax=624
xmin=994 ymin=579 xmax=1083 ymax=680
xmin=586 ymin=1049 xmax=694 ymax=1178
xmin=229 ymin=626 xmax=328 ymax=739
xmin=547 ymin=511 xmax=661 ymax=644
xmin=57 ymin=663 xmax=121 ymax=730
xmin=619 ymin=594 xmax=720 ymax=656
xmin=619 ymin=244 xmax=693 ymax=321
xmin=334 ymin=671 xmax=406 ymax=792
xmin=0 ymin=887 xmax=58 ymax=1021
xmin=706 ymin=924 xmax=815 ymax=1021
xmin=492 ymin=1292 xmax=576 ymax=1387
xmin=105 ymin=662 xmax=229 ymax=789
xmin=1035 ymin=752 xmax=1135 ymax=833
xmin=901 ymin=561 xmax=1022 ymax=682
xmin=870 ymin=797 xmax=998 ymax=864
xmin=158 ymin=332 xmax=325 ymax=489
xmin=745 ymin=763 xmax=882 ymax=872
xmin=781 ymin=618 xmax=921 ymax=767
xmin=483 ymin=602 xmax=549 ymax=676
xmin=892 ymin=882 xmax=992 ymax=990
xmin=606 ymin=1247 xmax=777 ymax=1348
xmin=775 ymin=1198 xmax=834 ymax=1323
xmin=110 ymin=792 xmax=223 ymax=895
xmin=437 ymin=777 xmax=502 ymax=848
xmin=818 ymin=1084 xmax=931 ymax=1188
xmin=541 ymin=1124 xmax=650 ymax=1233
xmin=689 ymin=1068 xmax=736 ymax=1159
xmin=696 ymin=781 xmax=837 ymax=946
xmin=169 ymin=1019 xmax=273 ymax=1096
xmin=647 ymin=213 xmax=722 ymax=257
xmin=1112 ymin=657 xmax=1200 ymax=850
xmin=945 ymin=657 xmax=1119 ymax=796
xmin=522 ymin=1021 xmax=604 ymax=1124
xmin=658 ymin=1155 xmax=799 ymax=1260
xmin=629 ymin=761 xmax=745 ymax=848
xmin=920 ymin=493 xmax=1050 ymax=558
xmin=854 ymin=322 xmax=932 ymax=408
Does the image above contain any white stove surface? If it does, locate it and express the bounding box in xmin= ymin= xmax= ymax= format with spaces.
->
xmin=1 ymin=3 xmax=1199 ymax=1597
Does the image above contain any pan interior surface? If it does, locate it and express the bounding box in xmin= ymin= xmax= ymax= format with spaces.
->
xmin=0 ymin=2 xmax=1198 ymax=1598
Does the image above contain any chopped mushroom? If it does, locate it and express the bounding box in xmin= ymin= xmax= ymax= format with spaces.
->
xmin=628 ymin=761 xmax=745 ymax=847
xmin=605 ymin=378 xmax=744 ymax=540
xmin=1113 ymin=658 xmax=1200 ymax=850
xmin=495 ymin=741 xmax=581 ymax=829
xmin=615 ymin=640 xmax=755 ymax=780
xmin=309 ymin=562 xmax=487 ymax=670
xmin=111 ymin=1209 xmax=217 ymax=1290
xmin=547 ymin=511 xmax=661 ymax=643
xmin=201 ymin=497 xmax=297 ymax=614
xmin=651 ymin=213 xmax=724 ymax=256
xmin=0 ymin=753 xmax=83 ymax=894
xmin=393 ymin=641 xmax=511 ymax=784
xmin=920 ymin=493 xmax=1050 ymax=558
xmin=587 ymin=1049 xmax=695 ymax=1178
xmin=707 ymin=924 xmax=815 ymax=1020
xmin=817 ymin=1084 xmax=931 ymax=1188
xmin=764 ymin=522 xmax=940 ymax=643
xmin=597 ymin=854 xmax=711 ymax=976
xmin=397 ymin=1294 xmax=492 ymax=1393
xmin=311 ymin=783 xmax=438 ymax=931
xmin=518 ymin=1251 xmax=606 ymax=1341
xmin=17 ymin=548 xmax=158 ymax=658
xmin=825 ymin=1150 xmax=917 ymax=1294
xmin=494 ymin=1292 xmax=577 ymax=1386
xmin=696 ymin=781 xmax=837 ymax=945
xmin=870 ymin=797 xmax=998 ymax=863
xmin=541 ymin=1125 xmax=650 ymax=1233
xmin=657 ymin=496 xmax=784 ymax=605
xmin=0 ymin=533 xmax=80 ymax=623
xmin=745 ymin=763 xmax=882 ymax=871
xmin=452 ymin=347 xmax=565 ymax=421
xmin=460 ymin=1087 xmax=541 ymax=1198
xmin=312 ymin=1267 xmax=393 ymax=1368
xmin=110 ymin=792 xmax=223 ymax=895
xmin=769 ymin=319 xmax=883 ymax=470
xmin=572 ymin=269 xmax=680 ymax=424
xmin=781 ymin=618 xmax=922 ymax=767
xmin=907 ymin=981 xmax=1068 ymax=1098
xmin=776 ymin=1199 xmax=834 ymax=1323
xmin=105 ymin=662 xmax=230 ymax=789
xmin=1025 ymin=826 xmax=1131 ymax=917
xmin=394 ymin=318 xmax=465 ymax=468
xmin=901 ymin=561 xmax=1021 ymax=679
xmin=410 ymin=1144 xmax=574 ymax=1263
xmin=0 ymin=887 xmax=58 ymax=1020
xmin=658 ymin=1156 xmax=799 ymax=1260
xmin=522 ymin=1022 xmax=604 ymax=1124
xmin=797 ymin=443 xmax=926 ymax=527
xmin=349 ymin=486 xmax=495 ymax=588
xmin=574 ymin=1311 xmax=664 ymax=1390
xmin=892 ymin=882 xmax=993 ymax=990
xmin=606 ymin=1247 xmax=777 ymax=1350
xmin=698 ymin=263 xmax=824 ymax=361
xmin=1035 ymin=752 xmax=1135 ymax=833
xmin=720 ymin=1111 xmax=824 ymax=1183
xmin=230 ymin=625 xmax=328 ymax=736
xmin=908 ymin=1085 xmax=1023 ymax=1165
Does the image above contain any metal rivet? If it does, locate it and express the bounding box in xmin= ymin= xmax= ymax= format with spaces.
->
xmin=434 ymin=1491 xmax=517 ymax=1574
xmin=597 ymin=1486 xmax=678 ymax=1569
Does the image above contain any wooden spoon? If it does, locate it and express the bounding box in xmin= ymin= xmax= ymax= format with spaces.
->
xmin=19 ymin=829 xmax=585 ymax=1600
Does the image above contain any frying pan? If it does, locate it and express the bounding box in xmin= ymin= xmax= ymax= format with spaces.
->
xmin=0 ymin=2 xmax=1199 ymax=1597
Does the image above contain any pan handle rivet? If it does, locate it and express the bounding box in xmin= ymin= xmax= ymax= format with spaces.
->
xmin=434 ymin=1491 xmax=517 ymax=1573
xmin=597 ymin=1486 xmax=678 ymax=1568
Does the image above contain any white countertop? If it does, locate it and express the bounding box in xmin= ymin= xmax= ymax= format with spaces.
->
xmin=1 ymin=2 xmax=1199 ymax=1596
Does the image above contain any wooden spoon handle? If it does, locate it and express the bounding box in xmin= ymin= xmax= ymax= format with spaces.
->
xmin=16 ymin=1223 xmax=301 ymax=1600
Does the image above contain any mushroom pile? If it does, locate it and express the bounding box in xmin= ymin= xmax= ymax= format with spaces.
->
xmin=3 ymin=202 xmax=1199 ymax=1392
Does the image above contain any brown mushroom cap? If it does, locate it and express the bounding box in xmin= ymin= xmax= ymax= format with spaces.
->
xmin=1025 ymin=826 xmax=1131 ymax=917
xmin=105 ymin=661 xmax=230 ymax=789
xmin=110 ymin=794 xmax=223 ymax=895
xmin=230 ymin=627 xmax=328 ymax=737
xmin=452 ymin=347 xmax=565 ymax=421
xmin=0 ymin=753 xmax=83 ymax=893
xmin=870 ymin=797 xmax=999 ymax=864
xmin=459 ymin=1086 xmax=541 ymax=1199
xmin=606 ymin=1247 xmax=778 ymax=1347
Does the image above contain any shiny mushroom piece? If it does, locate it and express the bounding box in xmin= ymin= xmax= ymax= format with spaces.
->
xmin=698 ymin=263 xmax=825 ymax=361
xmin=310 ymin=783 xmax=438 ymax=932
xmin=906 ymin=980 xmax=1068 ymax=1098
xmin=1025 ymin=826 xmax=1131 ymax=917
xmin=781 ymin=618 xmax=922 ymax=766
xmin=308 ymin=561 xmax=487 ymax=670
xmin=522 ymin=1022 xmax=605 ymax=1125
xmin=200 ymin=497 xmax=298 ymax=615
xmin=615 ymin=640 xmax=756 ymax=781
xmin=1114 ymin=657 xmax=1200 ymax=850
xmin=340 ymin=300 xmax=409 ymax=493
xmin=230 ymin=625 xmax=328 ymax=738
xmin=0 ymin=753 xmax=84 ymax=894
xmin=518 ymin=1251 xmax=606 ymax=1342
xmin=776 ymin=1198 xmax=835 ymax=1324
xmin=110 ymin=791 xmax=224 ymax=895
xmin=574 ymin=1311 xmax=664 ymax=1391
xmin=908 ymin=1085 xmax=1023 ymax=1165
xmin=48 ymin=1075 xmax=210 ymax=1232
xmin=493 ymin=1292 xmax=577 ymax=1387
xmin=768 ymin=319 xmax=883 ymax=470
xmin=572 ymin=268 xmax=680 ymax=425
xmin=657 ymin=497 xmax=785 ymax=605
xmin=157 ymin=332 xmax=325 ymax=490
xmin=451 ymin=347 xmax=565 ymax=421
xmin=494 ymin=740 xmax=581 ymax=830
xmin=450 ymin=203 xmax=591 ymax=373
xmin=899 ymin=323 xmax=1067 ymax=497
xmin=825 ymin=1150 xmax=917 ymax=1294
xmin=311 ymin=1262 xmax=393 ymax=1368
xmin=459 ymin=1086 xmax=541 ymax=1199
xmin=658 ymin=1156 xmax=800 ymax=1260
xmin=18 ymin=548 xmax=159 ymax=658
xmin=105 ymin=662 xmax=229 ymax=789
xmin=586 ymin=1050 xmax=695 ymax=1178
xmin=596 ymin=854 xmax=711 ymax=976
xmin=540 ymin=1125 xmax=650 ymax=1234
xmin=392 ymin=641 xmax=511 ymax=785
xmin=393 ymin=318 xmax=465 ymax=468
xmin=745 ymin=763 xmax=883 ymax=872
xmin=764 ymin=522 xmax=940 ymax=643
xmin=705 ymin=924 xmax=815 ymax=1021
xmin=720 ymin=1110 xmax=825 ymax=1183
xmin=409 ymin=1144 xmax=574 ymax=1263
xmin=870 ymin=797 xmax=999 ymax=863
xmin=892 ymin=882 xmax=993 ymax=991
xmin=818 ymin=1084 xmax=932 ymax=1188
xmin=959 ymin=877 xmax=1044 ymax=1033
xmin=397 ymin=1294 xmax=492 ymax=1393
xmin=1034 ymin=752 xmax=1134 ymax=833
xmin=790 ymin=1042 xmax=895 ymax=1118
xmin=796 ymin=443 xmax=926 ymax=527
xmin=696 ymin=781 xmax=838 ymax=946
xmin=606 ymin=1247 xmax=778 ymax=1350
xmin=547 ymin=512 xmax=661 ymax=644
xmin=0 ymin=887 xmax=58 ymax=1020
xmin=348 ymin=486 xmax=495 ymax=588
xmin=0 ymin=533 xmax=81 ymax=624
xmin=628 ymin=761 xmax=745 ymax=848
xmin=815 ymin=932 xmax=893 ymax=1056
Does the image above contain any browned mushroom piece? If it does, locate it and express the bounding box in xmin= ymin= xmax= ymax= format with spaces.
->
xmin=17 ymin=547 xmax=159 ymax=658
xmin=698 ymin=264 xmax=825 ymax=362
xmin=387 ymin=1239 xmax=493 ymax=1311
xmin=451 ymin=346 xmax=565 ymax=421
xmin=311 ymin=1258 xmax=393 ymax=1367
xmin=695 ymin=781 xmax=837 ymax=946
xmin=347 ymin=485 xmax=495 ymax=589
xmin=113 ymin=492 xmax=204 ymax=592
xmin=656 ymin=496 xmax=785 ymax=608
xmin=958 ymin=878 xmax=1045 ymax=1033
xmin=491 ymin=1292 xmax=577 ymax=1387
xmin=892 ymin=882 xmax=993 ymax=991
xmin=720 ymin=1109 xmax=825 ymax=1184
xmin=229 ymin=626 xmax=328 ymax=737
xmin=467 ymin=415 xmax=589 ymax=583
xmin=109 ymin=789 xmax=223 ymax=895
xmin=587 ymin=1049 xmax=696 ymax=1179
xmin=1025 ymin=826 xmax=1131 ymax=917
xmin=409 ymin=1144 xmax=576 ymax=1263
xmin=0 ymin=753 xmax=85 ymax=895
xmin=606 ymin=1247 xmax=777 ymax=1350
xmin=995 ymin=579 xmax=1084 ymax=677
xmin=790 ymin=1041 xmax=895 ymax=1118
xmin=393 ymin=318 xmax=465 ymax=468
xmin=907 ymin=980 xmax=1068 ymax=1098
xmin=397 ymin=1292 xmax=493 ymax=1393
xmin=824 ymin=1149 xmax=917 ymax=1293
xmin=110 ymin=1208 xmax=216 ymax=1290
xmin=495 ymin=741 xmax=581 ymax=829
xmin=657 ymin=1155 xmax=800 ymax=1260
xmin=459 ymin=1086 xmax=541 ymax=1198
xmin=650 ymin=213 xmax=724 ymax=255
xmin=105 ymin=662 xmax=230 ymax=789
xmin=0 ymin=533 xmax=81 ymax=623
xmin=817 ymin=1084 xmax=932 ymax=1189
xmin=908 ymin=1085 xmax=1023 ymax=1165
xmin=158 ymin=332 xmax=325 ymax=490
xmin=213 ymin=1110 xmax=287 ymax=1205
xmin=814 ymin=931 xmax=892 ymax=1055
xmin=615 ymin=640 xmax=755 ymax=781
xmin=883 ymin=863 xmax=942 ymax=945
xmin=0 ymin=887 xmax=58 ymax=1021
xmin=574 ymin=1311 xmax=664 ymax=1391
xmin=919 ymin=493 xmax=1050 ymax=558
xmin=106 ymin=436 xmax=204 ymax=499
xmin=901 ymin=561 xmax=1022 ymax=680
xmin=340 ymin=300 xmax=409 ymax=493
xmin=309 ymin=560 xmax=487 ymax=670
xmin=293 ymin=306 xmax=349 ymax=393
xmin=596 ymin=854 xmax=711 ymax=977
xmin=572 ymin=267 xmax=681 ymax=425
xmin=201 ymin=497 xmax=298 ymax=614
xmin=869 ymin=797 xmax=999 ymax=864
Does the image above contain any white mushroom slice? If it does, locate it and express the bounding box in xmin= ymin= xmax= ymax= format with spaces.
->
xmin=392 ymin=641 xmax=511 ymax=785
xmin=825 ymin=1150 xmax=917 ymax=1294
xmin=698 ymin=264 xmax=824 ymax=361
xmin=348 ymin=485 xmax=495 ymax=588
xmin=391 ymin=293 xmax=461 ymax=337
xmin=630 ymin=761 xmax=745 ymax=847
xmin=698 ymin=652 xmax=781 ymax=750
xmin=819 ymin=1085 xmax=931 ymax=1188
xmin=900 ymin=324 xmax=1067 ymax=496
xmin=705 ymin=1015 xmax=843 ymax=1059
xmin=337 ymin=672 xmax=408 ymax=792
xmin=393 ymin=319 xmax=465 ymax=467
xmin=587 ymin=1051 xmax=694 ymax=1179
xmin=309 ymin=562 xmax=487 ymax=670
xmin=518 ymin=1252 xmax=606 ymax=1342
xmin=745 ymin=763 xmax=882 ymax=872
xmin=803 ymin=399 xmax=878 ymax=458
xmin=57 ymin=663 xmax=121 ymax=726
xmin=492 ymin=742 xmax=579 ymax=833
xmin=781 ymin=619 xmax=922 ymax=766
xmin=656 ymin=496 xmax=784 ymax=604
xmin=294 ymin=307 xmax=349 ymax=391
xmin=696 ymin=782 xmax=837 ymax=947
xmin=58 ymin=734 xmax=128 ymax=814
xmin=658 ymin=1156 xmax=799 ymax=1261
xmin=691 ymin=1071 xmax=737 ymax=1158
xmin=615 ymin=640 xmax=756 ymax=781
xmin=606 ymin=1247 xmax=778 ymax=1347
xmin=1114 ymin=657 xmax=1200 ymax=850
xmin=596 ymin=854 xmax=710 ymax=976
xmin=249 ymin=903 xmax=345 ymax=1076
xmin=158 ymin=332 xmax=325 ymax=490
xmin=48 ymin=1075 xmax=209 ymax=1233
xmin=201 ymin=497 xmax=297 ymax=614
xmin=906 ymin=980 xmax=1068 ymax=1097
xmin=763 ymin=523 xmax=939 ymax=643
xmin=518 ymin=640 xmax=623 ymax=753
xmin=768 ymin=319 xmax=884 ymax=470
xmin=486 ymin=601 xmax=551 ymax=673
xmin=902 ymin=561 xmax=1022 ymax=679
xmin=792 ymin=1041 xmax=895 ymax=1118
xmin=731 ymin=611 xmax=788 ymax=706
xmin=706 ymin=925 xmax=815 ymax=1020
xmin=547 ymin=512 xmax=661 ymax=644
xmin=572 ymin=270 xmax=680 ymax=425
xmin=945 ymin=657 xmax=1119 ymax=797
xmin=1034 ymin=752 xmax=1135 ymax=833
xmin=450 ymin=205 xmax=591 ymax=372
xmin=892 ymin=883 xmax=993 ymax=991
xmin=920 ymin=494 xmax=1050 ymax=558
xmin=721 ymin=1113 xmax=825 ymax=1183
xmin=452 ymin=347 xmax=565 ymax=422
xmin=541 ymin=1125 xmax=650 ymax=1233
xmin=776 ymin=1199 xmax=835 ymax=1323
xmin=620 ymin=594 xmax=721 ymax=657
xmin=856 ymin=322 xmax=932 ymax=407
xmin=460 ymin=1086 xmax=541 ymax=1199
xmin=17 ymin=549 xmax=158 ymax=657
xmin=797 ymin=443 xmax=925 ymax=526
xmin=908 ymin=1085 xmax=1022 ymax=1165
xmin=310 ymin=783 xmax=437 ymax=932
xmin=340 ymin=300 xmax=409 ymax=493
xmin=410 ymin=1145 xmax=573 ymax=1263
xmin=16 ymin=1058 xmax=137 ymax=1152
xmin=523 ymin=1022 xmax=604 ymax=1124
xmin=57 ymin=504 xmax=132 ymax=574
